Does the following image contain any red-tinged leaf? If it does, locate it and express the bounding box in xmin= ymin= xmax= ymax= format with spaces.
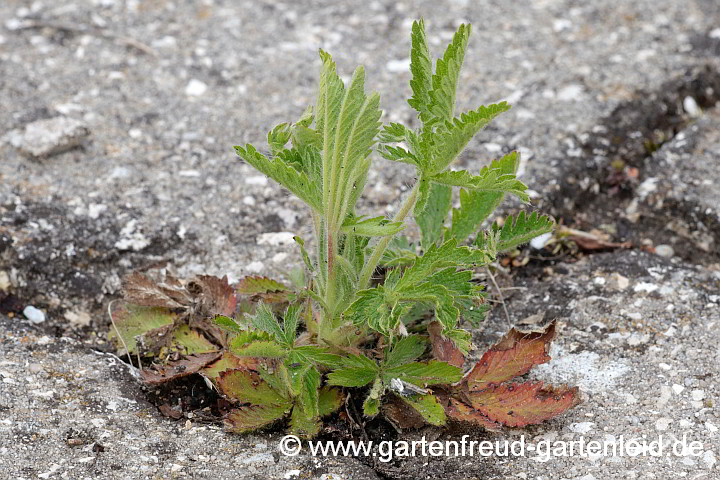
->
xmin=466 ymin=322 xmax=556 ymax=390
xmin=465 ymin=381 xmax=581 ymax=427
xmin=224 ymin=404 xmax=289 ymax=433
xmin=122 ymin=272 xmax=190 ymax=309
xmin=140 ymin=352 xmax=222 ymax=384
xmin=428 ymin=321 xmax=464 ymax=368
xmin=446 ymin=397 xmax=502 ymax=431
xmin=201 ymin=352 xmax=260 ymax=381
xmin=216 ymin=369 xmax=291 ymax=407
xmin=188 ymin=275 xmax=237 ymax=317
xmin=236 ymin=276 xmax=289 ymax=295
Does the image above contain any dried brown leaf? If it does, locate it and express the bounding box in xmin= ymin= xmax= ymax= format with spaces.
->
xmin=140 ymin=352 xmax=222 ymax=384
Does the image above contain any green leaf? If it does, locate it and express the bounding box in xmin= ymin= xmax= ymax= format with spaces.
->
xmin=109 ymin=304 xmax=175 ymax=355
xmin=341 ymin=215 xmax=406 ymax=237
xmin=236 ymin=276 xmax=289 ymax=295
xmin=213 ymin=315 xmax=244 ymax=334
xmin=415 ymin=183 xmax=451 ymax=249
xmin=317 ymin=50 xmax=383 ymax=232
xmin=290 ymin=405 xmax=321 ymax=438
xmin=235 ymin=143 xmax=323 ymax=212
xmin=282 ymin=304 xmax=301 ymax=346
xmin=399 ymin=394 xmax=446 ymax=426
xmin=429 ymin=103 xmax=510 ymax=172
xmin=408 ymin=19 xmax=434 ymax=122
xmin=225 ymin=404 xmax=289 ymax=433
xmin=327 ymin=367 xmax=378 ymax=387
xmin=268 ymin=122 xmax=291 ymax=154
xmin=216 ymin=369 xmax=291 ymax=406
xmin=385 ymin=335 xmax=428 ymax=368
xmin=396 ymin=239 xmax=490 ymax=289
xmin=297 ymin=366 xmax=321 ymax=417
xmin=247 ymin=303 xmax=284 ymax=341
xmin=293 ymin=236 xmax=315 ymax=273
xmin=292 ymin=345 xmax=344 ymax=367
xmin=475 ymin=211 xmax=554 ymax=252
xmin=380 ymin=235 xmax=418 ymax=268
xmin=230 ymin=340 xmax=288 ymax=358
xmin=449 ymin=151 xmax=521 ymax=243
xmin=326 ymin=354 xmax=379 ymax=387
xmin=172 ymin=325 xmax=218 ymax=354
xmin=318 ymin=386 xmax=345 ymax=416
xmin=384 ymin=360 xmax=463 ymax=387
xmin=363 ymin=378 xmax=384 ymax=417
xmin=378 ymin=144 xmax=419 ymax=166
xmin=427 ymin=23 xmax=471 ymax=124
xmin=378 ymin=122 xmax=409 ymax=143
xmin=428 ymin=167 xmax=528 ymax=202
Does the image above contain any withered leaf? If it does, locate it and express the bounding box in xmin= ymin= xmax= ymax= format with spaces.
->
xmin=140 ymin=352 xmax=222 ymax=384
xmin=188 ymin=275 xmax=237 ymax=317
xmin=446 ymin=397 xmax=503 ymax=431
xmin=225 ymin=404 xmax=290 ymax=433
xmin=382 ymin=394 xmax=427 ymax=430
xmin=201 ymin=352 xmax=260 ymax=381
xmin=158 ymin=403 xmax=184 ymax=420
xmin=466 ymin=322 xmax=555 ymax=391
xmin=123 ymin=272 xmax=190 ymax=309
xmin=463 ymin=381 xmax=580 ymax=427
xmin=428 ymin=321 xmax=465 ymax=368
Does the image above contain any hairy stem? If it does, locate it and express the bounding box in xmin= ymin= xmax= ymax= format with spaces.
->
xmin=357 ymin=181 xmax=420 ymax=289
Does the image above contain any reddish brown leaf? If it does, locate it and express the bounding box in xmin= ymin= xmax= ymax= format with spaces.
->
xmin=158 ymin=403 xmax=183 ymax=419
xmin=140 ymin=352 xmax=222 ymax=384
xmin=428 ymin=321 xmax=465 ymax=368
xmin=123 ymin=273 xmax=190 ymax=309
xmin=466 ymin=322 xmax=555 ymax=390
xmin=464 ymin=381 xmax=581 ymax=427
xmin=201 ymin=352 xmax=260 ymax=381
xmin=188 ymin=275 xmax=237 ymax=317
xmin=446 ymin=397 xmax=502 ymax=431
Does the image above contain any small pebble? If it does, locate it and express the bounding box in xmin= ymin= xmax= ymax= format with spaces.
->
xmin=246 ymin=261 xmax=265 ymax=273
xmin=654 ymin=244 xmax=674 ymax=258
xmin=386 ymin=58 xmax=410 ymax=72
xmin=682 ymin=96 xmax=701 ymax=118
xmin=185 ymin=79 xmax=208 ymax=96
xmin=655 ymin=417 xmax=672 ymax=431
xmin=23 ymin=306 xmax=46 ymax=324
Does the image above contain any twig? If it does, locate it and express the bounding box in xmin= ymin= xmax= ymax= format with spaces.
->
xmin=11 ymin=20 xmax=156 ymax=56
xmin=484 ymin=265 xmax=511 ymax=328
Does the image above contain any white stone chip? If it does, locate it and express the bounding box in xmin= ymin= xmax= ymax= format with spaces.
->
xmin=185 ymin=79 xmax=208 ymax=96
xmin=23 ymin=305 xmax=46 ymax=324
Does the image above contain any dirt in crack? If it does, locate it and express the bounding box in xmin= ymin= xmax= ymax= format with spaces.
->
xmin=545 ymin=64 xmax=720 ymax=265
